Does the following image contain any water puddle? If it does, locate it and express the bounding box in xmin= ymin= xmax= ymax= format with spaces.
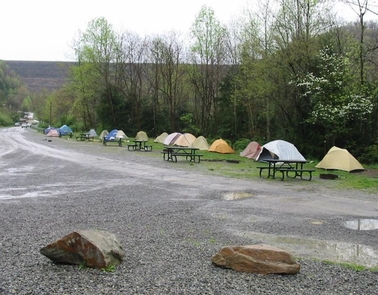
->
xmin=234 ymin=231 xmax=378 ymax=268
xmin=344 ymin=218 xmax=378 ymax=230
xmin=223 ymin=192 xmax=254 ymax=200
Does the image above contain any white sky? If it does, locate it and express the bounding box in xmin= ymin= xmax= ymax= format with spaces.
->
xmin=0 ymin=0 xmax=374 ymax=62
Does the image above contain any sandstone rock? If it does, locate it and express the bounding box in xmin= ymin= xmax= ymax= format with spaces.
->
xmin=40 ymin=229 xmax=125 ymax=269
xmin=211 ymin=244 xmax=300 ymax=275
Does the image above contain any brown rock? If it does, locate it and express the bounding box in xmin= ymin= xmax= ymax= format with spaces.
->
xmin=211 ymin=244 xmax=300 ymax=275
xmin=40 ymin=229 xmax=125 ymax=269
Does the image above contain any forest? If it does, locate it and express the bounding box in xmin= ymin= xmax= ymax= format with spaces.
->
xmin=1 ymin=0 xmax=378 ymax=162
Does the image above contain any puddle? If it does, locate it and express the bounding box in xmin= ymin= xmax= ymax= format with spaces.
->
xmin=223 ymin=192 xmax=254 ymax=200
xmin=234 ymin=231 xmax=378 ymax=268
xmin=344 ymin=218 xmax=378 ymax=230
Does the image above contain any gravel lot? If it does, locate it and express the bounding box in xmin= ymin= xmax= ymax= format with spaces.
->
xmin=1 ymin=127 xmax=377 ymax=295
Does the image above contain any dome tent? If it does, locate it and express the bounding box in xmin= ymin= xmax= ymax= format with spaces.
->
xmin=154 ymin=132 xmax=168 ymax=143
xmin=316 ymin=146 xmax=364 ymax=172
xmin=190 ymin=135 xmax=209 ymax=150
xmin=208 ymin=139 xmax=235 ymax=154
xmin=256 ymin=140 xmax=306 ymax=162
xmin=135 ymin=131 xmax=148 ymax=141
xmin=240 ymin=141 xmax=261 ymax=159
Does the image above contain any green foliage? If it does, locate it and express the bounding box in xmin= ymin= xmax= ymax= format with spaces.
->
xmin=0 ymin=111 xmax=13 ymax=126
xmin=359 ymin=143 xmax=378 ymax=164
xmin=180 ymin=113 xmax=200 ymax=135
xmin=233 ymin=138 xmax=250 ymax=151
xmin=101 ymin=264 xmax=116 ymax=272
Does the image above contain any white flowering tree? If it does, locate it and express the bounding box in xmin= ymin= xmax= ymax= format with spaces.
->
xmin=291 ymin=47 xmax=374 ymax=144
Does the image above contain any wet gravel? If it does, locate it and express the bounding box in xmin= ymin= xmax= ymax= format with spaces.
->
xmin=0 ymin=128 xmax=377 ymax=295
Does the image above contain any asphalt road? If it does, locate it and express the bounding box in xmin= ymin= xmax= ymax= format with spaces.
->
xmin=1 ymin=127 xmax=378 ymax=268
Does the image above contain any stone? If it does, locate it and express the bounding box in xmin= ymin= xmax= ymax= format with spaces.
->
xmin=211 ymin=244 xmax=300 ymax=275
xmin=40 ymin=229 xmax=125 ymax=269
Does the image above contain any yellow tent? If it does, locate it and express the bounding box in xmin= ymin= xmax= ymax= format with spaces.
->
xmin=190 ymin=135 xmax=209 ymax=150
xmin=316 ymin=146 xmax=364 ymax=172
xmin=135 ymin=131 xmax=148 ymax=141
xmin=208 ymin=139 xmax=235 ymax=154
xmin=154 ymin=132 xmax=168 ymax=143
xmin=173 ymin=133 xmax=196 ymax=147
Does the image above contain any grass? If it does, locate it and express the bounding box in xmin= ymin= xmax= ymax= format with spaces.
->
xmin=68 ymin=133 xmax=378 ymax=192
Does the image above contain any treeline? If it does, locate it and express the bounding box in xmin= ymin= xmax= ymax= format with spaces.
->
xmin=4 ymin=1 xmax=378 ymax=162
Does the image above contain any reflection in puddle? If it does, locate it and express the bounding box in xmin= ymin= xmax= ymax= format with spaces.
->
xmin=235 ymin=231 xmax=378 ymax=268
xmin=344 ymin=219 xmax=378 ymax=230
xmin=223 ymin=192 xmax=254 ymax=200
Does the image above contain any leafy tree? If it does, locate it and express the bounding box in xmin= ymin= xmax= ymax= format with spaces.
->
xmin=292 ymin=47 xmax=374 ymax=145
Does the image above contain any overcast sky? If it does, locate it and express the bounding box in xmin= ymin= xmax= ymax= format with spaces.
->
xmin=0 ymin=0 xmax=373 ymax=62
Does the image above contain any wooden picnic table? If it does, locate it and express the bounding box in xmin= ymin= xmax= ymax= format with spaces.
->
xmin=257 ymin=159 xmax=315 ymax=181
xmin=162 ymin=146 xmax=202 ymax=163
xmin=127 ymin=140 xmax=152 ymax=151
xmin=76 ymin=133 xmax=94 ymax=141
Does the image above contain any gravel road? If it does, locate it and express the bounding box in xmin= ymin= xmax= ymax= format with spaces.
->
xmin=1 ymin=127 xmax=377 ymax=294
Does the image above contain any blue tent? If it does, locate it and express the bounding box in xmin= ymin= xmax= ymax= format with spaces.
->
xmin=105 ymin=129 xmax=118 ymax=140
xmin=59 ymin=125 xmax=73 ymax=135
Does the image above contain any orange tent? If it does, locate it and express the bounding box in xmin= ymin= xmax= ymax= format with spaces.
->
xmin=208 ymin=139 xmax=235 ymax=154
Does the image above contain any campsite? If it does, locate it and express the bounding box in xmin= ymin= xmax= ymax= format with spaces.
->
xmin=1 ymin=126 xmax=378 ymax=295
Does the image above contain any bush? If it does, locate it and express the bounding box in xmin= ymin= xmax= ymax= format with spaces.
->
xmin=359 ymin=143 xmax=378 ymax=164
xmin=233 ymin=138 xmax=251 ymax=151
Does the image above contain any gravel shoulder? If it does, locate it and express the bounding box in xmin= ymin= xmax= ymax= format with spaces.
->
xmin=1 ymin=127 xmax=377 ymax=295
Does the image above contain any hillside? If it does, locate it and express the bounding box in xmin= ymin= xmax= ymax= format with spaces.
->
xmin=3 ymin=60 xmax=75 ymax=93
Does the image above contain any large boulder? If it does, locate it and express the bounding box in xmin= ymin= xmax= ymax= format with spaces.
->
xmin=211 ymin=244 xmax=300 ymax=275
xmin=40 ymin=229 xmax=125 ymax=269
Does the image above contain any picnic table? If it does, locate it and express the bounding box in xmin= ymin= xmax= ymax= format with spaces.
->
xmin=127 ymin=140 xmax=152 ymax=151
xmin=162 ymin=146 xmax=202 ymax=163
xmin=102 ymin=137 xmax=123 ymax=147
xmin=257 ymin=159 xmax=315 ymax=181
xmin=76 ymin=133 xmax=94 ymax=141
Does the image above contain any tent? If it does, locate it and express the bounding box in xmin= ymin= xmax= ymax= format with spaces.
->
xmin=256 ymin=140 xmax=306 ymax=162
xmin=99 ymin=130 xmax=109 ymax=141
xmin=316 ymin=146 xmax=364 ymax=172
xmin=135 ymin=131 xmax=148 ymax=141
xmin=163 ymin=132 xmax=181 ymax=145
xmin=190 ymin=135 xmax=209 ymax=150
xmin=116 ymin=130 xmax=128 ymax=139
xmin=154 ymin=132 xmax=168 ymax=143
xmin=46 ymin=128 xmax=60 ymax=137
xmin=59 ymin=125 xmax=73 ymax=136
xmin=173 ymin=133 xmax=196 ymax=147
xmin=44 ymin=127 xmax=56 ymax=134
xmin=88 ymin=129 xmax=98 ymax=137
xmin=105 ymin=129 xmax=128 ymax=140
xmin=208 ymin=139 xmax=235 ymax=154
xmin=240 ymin=141 xmax=261 ymax=159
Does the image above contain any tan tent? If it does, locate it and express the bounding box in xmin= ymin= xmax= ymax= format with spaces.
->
xmin=99 ymin=130 xmax=109 ymax=140
xmin=154 ymin=132 xmax=168 ymax=143
xmin=173 ymin=133 xmax=196 ymax=147
xmin=240 ymin=141 xmax=261 ymax=159
xmin=116 ymin=130 xmax=128 ymax=139
xmin=316 ymin=146 xmax=364 ymax=172
xmin=135 ymin=131 xmax=148 ymax=141
xmin=208 ymin=139 xmax=235 ymax=154
xmin=190 ymin=135 xmax=209 ymax=150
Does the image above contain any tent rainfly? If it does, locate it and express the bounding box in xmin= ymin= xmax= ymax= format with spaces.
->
xmin=240 ymin=141 xmax=261 ymax=159
xmin=135 ymin=131 xmax=148 ymax=141
xmin=154 ymin=132 xmax=168 ymax=143
xmin=164 ymin=132 xmax=181 ymax=145
xmin=190 ymin=135 xmax=209 ymax=150
xmin=256 ymin=140 xmax=306 ymax=162
xmin=208 ymin=139 xmax=235 ymax=154
xmin=316 ymin=146 xmax=364 ymax=172
xmin=173 ymin=133 xmax=196 ymax=147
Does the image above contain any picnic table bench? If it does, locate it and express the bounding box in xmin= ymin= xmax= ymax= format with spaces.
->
xmin=258 ymin=159 xmax=314 ymax=181
xmin=76 ymin=133 xmax=94 ymax=141
xmin=162 ymin=146 xmax=203 ymax=163
xmin=127 ymin=140 xmax=152 ymax=151
xmin=102 ymin=137 xmax=122 ymax=146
